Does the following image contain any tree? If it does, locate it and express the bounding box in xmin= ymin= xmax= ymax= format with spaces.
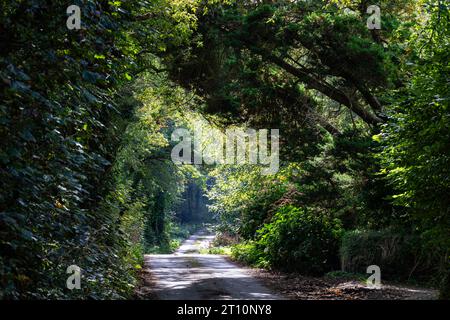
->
xmin=379 ymin=1 xmax=450 ymax=298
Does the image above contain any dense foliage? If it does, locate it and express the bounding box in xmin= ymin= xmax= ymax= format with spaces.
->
xmin=0 ymin=0 xmax=199 ymax=299
xmin=340 ymin=230 xmax=431 ymax=280
xmin=173 ymin=0 xmax=449 ymax=298
xmin=233 ymin=205 xmax=342 ymax=275
xmin=379 ymin=2 xmax=450 ymax=295
xmin=1 ymin=0 xmax=449 ymax=299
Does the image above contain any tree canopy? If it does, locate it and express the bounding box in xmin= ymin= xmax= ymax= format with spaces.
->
xmin=0 ymin=0 xmax=449 ymax=299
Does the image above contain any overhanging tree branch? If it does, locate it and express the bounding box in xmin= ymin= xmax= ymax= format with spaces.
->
xmin=257 ymin=50 xmax=383 ymax=126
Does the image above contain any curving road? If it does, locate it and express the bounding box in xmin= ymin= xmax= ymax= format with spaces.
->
xmin=144 ymin=229 xmax=281 ymax=300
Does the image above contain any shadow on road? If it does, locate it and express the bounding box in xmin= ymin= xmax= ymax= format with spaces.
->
xmin=144 ymin=229 xmax=281 ymax=300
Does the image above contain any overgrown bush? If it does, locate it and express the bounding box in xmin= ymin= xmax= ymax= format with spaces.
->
xmin=340 ymin=229 xmax=441 ymax=283
xmin=212 ymin=231 xmax=240 ymax=247
xmin=257 ymin=206 xmax=343 ymax=275
xmin=231 ymin=241 xmax=266 ymax=267
xmin=232 ymin=206 xmax=343 ymax=275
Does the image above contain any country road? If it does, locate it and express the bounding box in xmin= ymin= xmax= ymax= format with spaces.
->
xmin=144 ymin=229 xmax=281 ymax=300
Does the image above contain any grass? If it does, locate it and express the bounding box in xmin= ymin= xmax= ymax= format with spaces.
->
xmin=145 ymin=222 xmax=205 ymax=254
xmin=199 ymin=246 xmax=232 ymax=255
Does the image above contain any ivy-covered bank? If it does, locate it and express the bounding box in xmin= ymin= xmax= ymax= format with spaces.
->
xmin=0 ymin=0 xmax=200 ymax=299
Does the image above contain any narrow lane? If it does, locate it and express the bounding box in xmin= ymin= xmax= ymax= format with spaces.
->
xmin=144 ymin=229 xmax=281 ymax=300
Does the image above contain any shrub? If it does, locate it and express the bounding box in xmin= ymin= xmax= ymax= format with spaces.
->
xmin=340 ymin=229 xmax=436 ymax=282
xmin=236 ymin=206 xmax=343 ymax=275
xmin=231 ymin=242 xmax=267 ymax=267
xmin=257 ymin=206 xmax=343 ymax=275
xmin=212 ymin=231 xmax=240 ymax=247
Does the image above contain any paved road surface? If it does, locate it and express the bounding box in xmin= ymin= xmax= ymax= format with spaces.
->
xmin=144 ymin=229 xmax=281 ymax=300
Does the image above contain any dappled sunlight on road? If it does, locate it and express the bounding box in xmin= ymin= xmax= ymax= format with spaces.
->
xmin=145 ymin=230 xmax=281 ymax=300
